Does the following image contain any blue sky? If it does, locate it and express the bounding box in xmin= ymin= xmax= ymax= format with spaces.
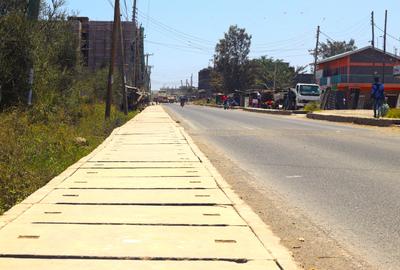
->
xmin=64 ymin=0 xmax=400 ymax=89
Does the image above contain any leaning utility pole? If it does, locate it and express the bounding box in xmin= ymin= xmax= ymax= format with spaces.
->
xmin=27 ymin=0 xmax=41 ymax=105
xmin=132 ymin=0 xmax=138 ymax=87
xmin=105 ymin=0 xmax=120 ymax=119
xmin=27 ymin=0 xmax=40 ymax=19
xmin=382 ymin=10 xmax=388 ymax=84
xmin=273 ymin=62 xmax=278 ymax=91
xmin=313 ymin=26 xmax=320 ymax=84
xmin=371 ymin=11 xmax=375 ymax=48
xmin=118 ymin=12 xmax=128 ymax=115
xmin=144 ymin=53 xmax=154 ymax=93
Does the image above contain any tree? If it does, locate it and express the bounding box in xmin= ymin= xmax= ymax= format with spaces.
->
xmin=317 ymin=39 xmax=357 ymax=59
xmin=0 ymin=0 xmax=78 ymax=108
xmin=0 ymin=0 xmax=28 ymax=16
xmin=248 ymin=57 xmax=296 ymax=90
xmin=213 ymin=25 xmax=252 ymax=94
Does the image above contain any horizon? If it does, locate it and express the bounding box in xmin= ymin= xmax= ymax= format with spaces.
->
xmin=63 ymin=0 xmax=400 ymax=90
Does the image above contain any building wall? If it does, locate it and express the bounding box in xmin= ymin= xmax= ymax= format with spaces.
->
xmin=198 ymin=68 xmax=213 ymax=92
xmin=87 ymin=21 xmax=134 ymax=72
xmin=69 ymin=17 xmax=135 ymax=74
xmin=318 ymin=48 xmax=400 ymax=109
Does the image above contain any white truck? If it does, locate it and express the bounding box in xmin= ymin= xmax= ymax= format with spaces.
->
xmin=288 ymin=83 xmax=321 ymax=109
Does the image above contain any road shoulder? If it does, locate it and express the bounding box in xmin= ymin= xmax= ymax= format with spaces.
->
xmin=165 ymin=106 xmax=375 ymax=270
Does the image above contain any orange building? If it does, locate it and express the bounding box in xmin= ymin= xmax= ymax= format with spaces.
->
xmin=316 ymin=46 xmax=400 ymax=109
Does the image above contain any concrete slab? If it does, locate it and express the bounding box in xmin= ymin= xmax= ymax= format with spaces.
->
xmin=97 ymin=143 xmax=192 ymax=150
xmin=12 ymin=205 xmax=246 ymax=226
xmin=57 ymin=176 xmax=219 ymax=189
xmin=0 ymin=224 xmax=273 ymax=260
xmin=80 ymin=162 xmax=203 ymax=168
xmin=115 ymin=129 xmax=181 ymax=135
xmin=100 ymin=146 xmax=194 ymax=153
xmin=97 ymin=143 xmax=191 ymax=148
xmin=89 ymin=155 xmax=199 ymax=162
xmin=71 ymin=168 xmax=211 ymax=177
xmin=0 ymin=259 xmax=279 ymax=270
xmin=108 ymin=140 xmax=188 ymax=145
xmin=0 ymin=106 xmax=297 ymax=270
xmin=41 ymin=189 xmax=232 ymax=205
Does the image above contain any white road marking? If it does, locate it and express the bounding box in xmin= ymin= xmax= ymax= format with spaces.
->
xmin=286 ymin=175 xmax=303 ymax=179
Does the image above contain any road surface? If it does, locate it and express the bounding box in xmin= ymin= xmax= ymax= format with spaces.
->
xmin=165 ymin=104 xmax=400 ymax=269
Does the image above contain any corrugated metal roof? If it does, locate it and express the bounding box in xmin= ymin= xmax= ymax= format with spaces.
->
xmin=317 ymin=46 xmax=400 ymax=64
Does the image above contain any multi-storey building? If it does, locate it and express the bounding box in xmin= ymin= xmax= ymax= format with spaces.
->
xmin=68 ymin=17 xmax=146 ymax=88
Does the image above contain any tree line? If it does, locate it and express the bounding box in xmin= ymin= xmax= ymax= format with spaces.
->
xmin=210 ymin=25 xmax=357 ymax=94
xmin=0 ymin=0 xmax=123 ymax=116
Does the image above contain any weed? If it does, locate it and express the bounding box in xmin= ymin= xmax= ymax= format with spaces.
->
xmin=304 ymin=102 xmax=321 ymax=112
xmin=386 ymin=108 xmax=400 ymax=119
xmin=0 ymin=104 xmax=137 ymax=214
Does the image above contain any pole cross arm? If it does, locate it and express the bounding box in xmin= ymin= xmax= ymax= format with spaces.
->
xmin=125 ymin=85 xmax=140 ymax=91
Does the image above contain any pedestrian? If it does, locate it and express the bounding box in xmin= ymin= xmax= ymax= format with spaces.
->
xmin=223 ymin=98 xmax=229 ymax=110
xmin=371 ymin=77 xmax=385 ymax=118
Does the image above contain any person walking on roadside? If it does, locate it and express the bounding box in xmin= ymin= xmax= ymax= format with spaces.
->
xmin=371 ymin=77 xmax=385 ymax=118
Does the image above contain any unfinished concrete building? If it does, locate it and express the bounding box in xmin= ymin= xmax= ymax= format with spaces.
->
xmin=69 ymin=17 xmax=139 ymax=83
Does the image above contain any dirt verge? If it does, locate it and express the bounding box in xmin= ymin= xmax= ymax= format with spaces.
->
xmin=165 ymin=107 xmax=375 ymax=270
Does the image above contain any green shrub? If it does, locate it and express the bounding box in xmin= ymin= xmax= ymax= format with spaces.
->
xmin=386 ymin=108 xmax=400 ymax=119
xmin=304 ymin=102 xmax=321 ymax=112
xmin=0 ymin=104 xmax=137 ymax=214
xmin=0 ymin=2 xmax=140 ymax=214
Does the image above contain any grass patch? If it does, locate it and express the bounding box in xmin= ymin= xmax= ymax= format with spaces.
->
xmin=386 ymin=108 xmax=400 ymax=119
xmin=192 ymin=99 xmax=215 ymax=106
xmin=304 ymin=102 xmax=321 ymax=112
xmin=0 ymin=104 xmax=137 ymax=214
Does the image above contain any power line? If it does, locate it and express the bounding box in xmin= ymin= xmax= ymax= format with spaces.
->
xmin=146 ymin=40 xmax=212 ymax=55
xmin=145 ymin=0 xmax=151 ymax=29
xmin=319 ymin=30 xmax=336 ymax=42
xmin=136 ymin=9 xmax=215 ymax=45
xmin=374 ymin=23 xmax=400 ymax=42
xmin=252 ymin=47 xmax=309 ymax=53
xmin=143 ymin=24 xmax=214 ymax=51
xmin=106 ymin=0 xmax=114 ymax=9
xmin=122 ymin=0 xmax=130 ymax=21
xmin=251 ymin=31 xmax=314 ymax=47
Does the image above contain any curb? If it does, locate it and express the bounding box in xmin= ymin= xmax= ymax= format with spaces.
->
xmin=307 ymin=112 xmax=400 ymax=127
xmin=198 ymin=104 xmax=294 ymax=115
xmin=242 ymin=108 xmax=292 ymax=115
xmin=199 ymin=104 xmax=241 ymax=110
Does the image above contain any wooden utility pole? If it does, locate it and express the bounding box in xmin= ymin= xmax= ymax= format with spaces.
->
xmin=273 ymin=62 xmax=278 ymax=91
xmin=27 ymin=0 xmax=40 ymax=20
xmin=371 ymin=11 xmax=375 ymax=48
xmin=118 ymin=16 xmax=129 ymax=115
xmin=137 ymin=26 xmax=144 ymax=88
xmin=105 ymin=0 xmax=120 ymax=119
xmin=313 ymin=26 xmax=320 ymax=84
xmin=382 ymin=10 xmax=387 ymax=84
xmin=27 ymin=0 xmax=41 ymax=105
xmin=132 ymin=0 xmax=138 ymax=87
xmin=144 ymin=53 xmax=154 ymax=93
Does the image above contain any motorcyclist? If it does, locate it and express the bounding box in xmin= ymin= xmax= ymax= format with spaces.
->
xmin=180 ymin=96 xmax=186 ymax=108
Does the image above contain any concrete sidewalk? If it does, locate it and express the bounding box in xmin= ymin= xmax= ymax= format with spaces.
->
xmin=308 ymin=110 xmax=400 ymax=127
xmin=0 ymin=106 xmax=297 ymax=270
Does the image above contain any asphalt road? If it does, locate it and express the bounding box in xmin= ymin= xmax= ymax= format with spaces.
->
xmin=165 ymin=104 xmax=400 ymax=269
